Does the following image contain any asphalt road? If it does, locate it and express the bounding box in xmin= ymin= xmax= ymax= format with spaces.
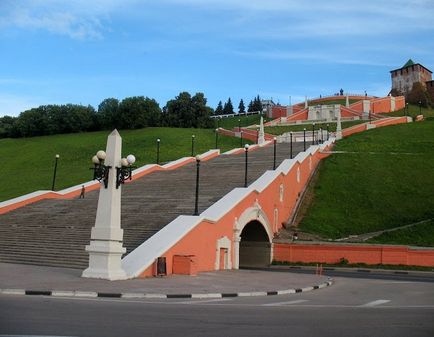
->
xmin=1 ymin=274 xmax=433 ymax=337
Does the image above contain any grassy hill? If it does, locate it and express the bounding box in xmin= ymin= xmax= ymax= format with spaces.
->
xmin=0 ymin=127 xmax=248 ymax=202
xmin=216 ymin=113 xmax=271 ymax=130
xmin=299 ymin=120 xmax=434 ymax=246
xmin=388 ymin=103 xmax=434 ymax=119
xmin=264 ymin=120 xmax=365 ymax=135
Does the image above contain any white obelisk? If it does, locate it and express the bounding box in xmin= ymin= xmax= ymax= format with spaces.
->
xmin=336 ymin=111 xmax=343 ymax=140
xmin=258 ymin=116 xmax=265 ymax=145
xmin=82 ymin=130 xmax=127 ymax=280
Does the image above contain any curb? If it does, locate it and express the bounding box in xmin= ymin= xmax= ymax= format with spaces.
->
xmin=269 ymin=265 xmax=434 ymax=276
xmin=0 ymin=280 xmax=332 ymax=300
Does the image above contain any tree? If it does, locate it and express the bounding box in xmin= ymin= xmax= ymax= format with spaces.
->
xmin=253 ymin=95 xmax=263 ymax=112
xmin=163 ymin=92 xmax=214 ymax=128
xmin=97 ymin=98 xmax=119 ymax=129
xmin=223 ymin=97 xmax=234 ymax=115
xmin=247 ymin=99 xmax=254 ymax=112
xmin=390 ymin=88 xmax=402 ymax=97
xmin=215 ymin=101 xmax=223 ymax=115
xmin=406 ymin=82 xmax=432 ymax=108
xmin=238 ymin=99 xmax=245 ymax=114
xmin=0 ymin=116 xmax=17 ymax=138
xmin=118 ymin=96 xmax=161 ymax=129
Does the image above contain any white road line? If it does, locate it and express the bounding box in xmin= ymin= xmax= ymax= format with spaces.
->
xmin=262 ymin=299 xmax=309 ymax=307
xmin=360 ymin=299 xmax=391 ymax=307
xmin=176 ymin=298 xmax=233 ymax=305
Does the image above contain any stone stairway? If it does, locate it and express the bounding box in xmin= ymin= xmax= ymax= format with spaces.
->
xmin=0 ymin=143 xmax=304 ymax=269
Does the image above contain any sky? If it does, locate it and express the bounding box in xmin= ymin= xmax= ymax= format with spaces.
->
xmin=0 ymin=0 xmax=433 ymax=117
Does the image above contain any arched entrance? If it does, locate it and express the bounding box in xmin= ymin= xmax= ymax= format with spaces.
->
xmin=239 ymin=220 xmax=271 ymax=268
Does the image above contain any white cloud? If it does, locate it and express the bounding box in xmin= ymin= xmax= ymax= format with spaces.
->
xmin=0 ymin=93 xmax=45 ymax=117
xmin=0 ymin=0 xmax=125 ymax=39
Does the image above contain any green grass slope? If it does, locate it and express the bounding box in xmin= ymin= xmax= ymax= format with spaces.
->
xmin=216 ymin=113 xmax=271 ymax=130
xmin=265 ymin=120 xmax=365 ymax=135
xmin=0 ymin=127 xmax=248 ymax=202
xmin=368 ymin=220 xmax=434 ymax=247
xmin=388 ymin=103 xmax=434 ymax=119
xmin=299 ymin=121 xmax=434 ymax=244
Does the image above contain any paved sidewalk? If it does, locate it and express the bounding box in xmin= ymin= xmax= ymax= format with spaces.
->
xmin=0 ymin=263 xmax=330 ymax=297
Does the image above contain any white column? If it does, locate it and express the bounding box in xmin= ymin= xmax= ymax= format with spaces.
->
xmin=304 ymin=96 xmax=308 ymax=108
xmin=345 ymin=95 xmax=350 ymax=108
xmin=258 ymin=116 xmax=265 ymax=145
xmin=82 ymin=129 xmax=127 ymax=280
xmin=336 ymin=111 xmax=343 ymax=140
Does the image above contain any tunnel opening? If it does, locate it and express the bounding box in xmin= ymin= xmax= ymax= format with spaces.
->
xmin=239 ymin=220 xmax=271 ymax=268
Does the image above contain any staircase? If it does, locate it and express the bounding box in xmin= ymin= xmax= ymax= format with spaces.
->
xmin=0 ymin=143 xmax=304 ymax=269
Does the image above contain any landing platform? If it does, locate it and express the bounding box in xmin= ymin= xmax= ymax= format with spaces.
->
xmin=0 ymin=263 xmax=331 ymax=298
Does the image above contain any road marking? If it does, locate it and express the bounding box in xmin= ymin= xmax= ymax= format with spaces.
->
xmin=176 ymin=298 xmax=233 ymax=305
xmin=360 ymin=299 xmax=391 ymax=307
xmin=262 ymin=299 xmax=309 ymax=307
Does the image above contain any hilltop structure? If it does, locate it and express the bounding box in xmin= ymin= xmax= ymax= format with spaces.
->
xmin=390 ymin=59 xmax=432 ymax=95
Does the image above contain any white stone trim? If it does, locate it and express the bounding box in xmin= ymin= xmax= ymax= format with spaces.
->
xmin=215 ymin=236 xmax=232 ymax=270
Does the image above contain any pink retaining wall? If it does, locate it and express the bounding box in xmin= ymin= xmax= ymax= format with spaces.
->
xmin=137 ymin=144 xmax=333 ymax=277
xmin=273 ymin=243 xmax=434 ymax=267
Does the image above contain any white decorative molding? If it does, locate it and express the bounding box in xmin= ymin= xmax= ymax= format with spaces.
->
xmin=215 ymin=236 xmax=232 ymax=270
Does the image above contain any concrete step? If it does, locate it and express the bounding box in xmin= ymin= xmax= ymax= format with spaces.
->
xmin=0 ymin=144 xmax=305 ymax=269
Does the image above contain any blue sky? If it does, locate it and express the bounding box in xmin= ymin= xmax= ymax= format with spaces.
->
xmin=1 ymin=0 xmax=433 ymax=117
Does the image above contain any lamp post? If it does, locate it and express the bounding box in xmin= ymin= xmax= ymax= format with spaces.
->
xmin=91 ymin=150 xmax=110 ymax=188
xmin=240 ymin=130 xmax=243 ymax=148
xmin=273 ymin=137 xmax=277 ymax=170
xmin=326 ymin=124 xmax=329 ymax=140
xmin=244 ymin=144 xmax=249 ymax=188
xmin=312 ymin=123 xmax=315 ymax=145
xmin=215 ymin=128 xmax=219 ymax=149
xmin=238 ymin=118 xmax=241 ymax=132
xmin=116 ymin=154 xmax=136 ymax=189
xmin=405 ymin=102 xmax=409 ymax=117
xmin=156 ymin=138 xmax=161 ymax=164
xmin=290 ymin=131 xmax=293 ymax=159
xmin=319 ymin=128 xmax=322 ymax=144
xmin=51 ymin=154 xmax=60 ymax=191
xmin=303 ymin=128 xmax=306 ymax=151
xmin=419 ymin=101 xmax=422 ymax=115
xmin=191 ymin=135 xmax=195 ymax=157
xmin=194 ymin=155 xmax=200 ymax=216
xmin=256 ymin=128 xmax=259 ymax=144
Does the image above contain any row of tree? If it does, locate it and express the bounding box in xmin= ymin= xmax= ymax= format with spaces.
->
xmin=391 ymin=82 xmax=433 ymax=108
xmin=214 ymin=96 xmax=263 ymax=115
xmin=0 ymin=92 xmax=217 ymax=138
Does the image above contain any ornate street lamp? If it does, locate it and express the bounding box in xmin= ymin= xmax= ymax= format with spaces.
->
xmin=191 ymin=135 xmax=195 ymax=157
xmin=244 ymin=144 xmax=249 ymax=188
xmin=116 ymin=154 xmax=136 ymax=189
xmin=312 ymin=123 xmax=316 ymax=145
xmin=51 ymin=154 xmax=60 ymax=191
xmin=156 ymin=138 xmax=161 ymax=165
xmin=240 ymin=130 xmax=243 ymax=148
xmin=273 ymin=137 xmax=277 ymax=170
xmin=290 ymin=131 xmax=293 ymax=159
xmin=194 ymin=155 xmax=201 ymax=215
xmin=326 ymin=124 xmax=329 ymax=140
xmin=303 ymin=128 xmax=306 ymax=151
xmin=419 ymin=101 xmax=422 ymax=115
xmin=91 ymin=150 xmax=111 ymax=188
xmin=215 ymin=128 xmax=219 ymax=149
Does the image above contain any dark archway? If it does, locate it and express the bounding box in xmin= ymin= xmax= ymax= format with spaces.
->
xmin=239 ymin=220 xmax=271 ymax=268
